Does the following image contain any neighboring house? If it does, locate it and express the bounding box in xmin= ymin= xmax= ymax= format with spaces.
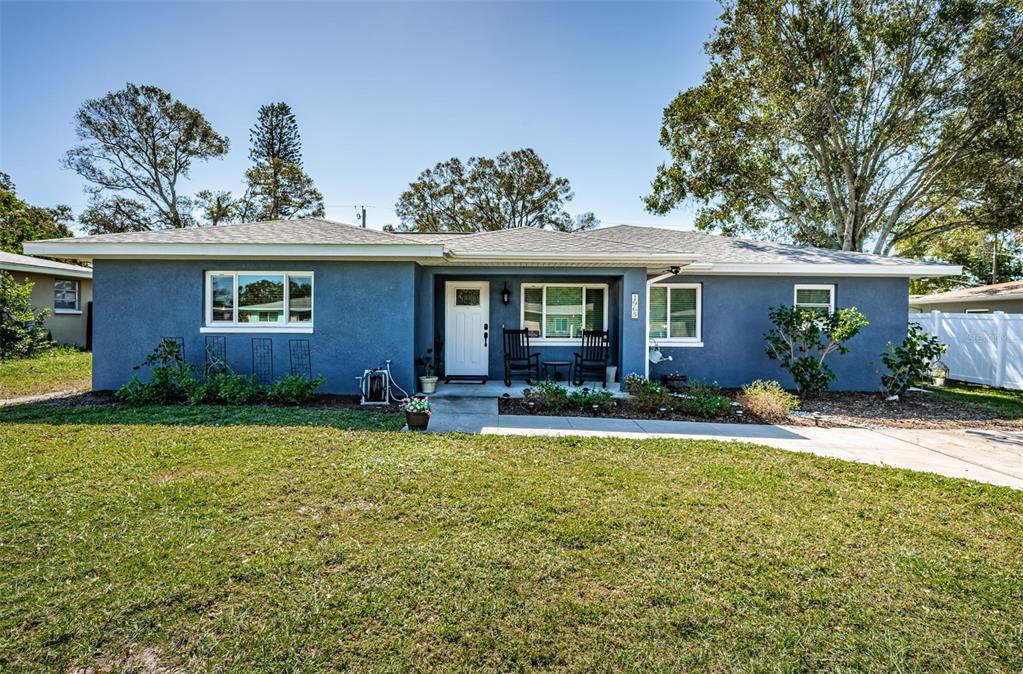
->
xmin=24 ymin=219 xmax=959 ymax=393
xmin=910 ymin=280 xmax=1023 ymax=314
xmin=0 ymin=250 xmax=93 ymax=349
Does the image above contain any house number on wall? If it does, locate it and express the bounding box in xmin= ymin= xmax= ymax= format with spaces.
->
xmin=631 ymin=292 xmax=639 ymax=319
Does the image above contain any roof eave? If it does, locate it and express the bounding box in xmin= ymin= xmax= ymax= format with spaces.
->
xmin=684 ymin=263 xmax=962 ymax=277
xmin=23 ymin=241 xmax=447 ymax=261
xmin=436 ymin=252 xmax=701 ymax=267
xmin=910 ymin=291 xmax=1023 ymax=305
xmin=0 ymin=261 xmax=93 ymax=279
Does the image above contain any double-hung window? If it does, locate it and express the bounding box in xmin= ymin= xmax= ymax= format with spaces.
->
xmin=521 ymin=283 xmax=607 ymax=341
xmin=204 ymin=271 xmax=313 ymax=332
xmin=53 ymin=280 xmax=80 ymax=313
xmin=648 ymin=283 xmax=702 ymax=345
xmin=794 ymin=284 xmax=835 ymax=314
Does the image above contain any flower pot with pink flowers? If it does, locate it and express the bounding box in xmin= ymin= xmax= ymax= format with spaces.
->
xmin=401 ymin=396 xmax=432 ymax=431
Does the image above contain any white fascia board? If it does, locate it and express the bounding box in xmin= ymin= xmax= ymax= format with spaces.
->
xmin=680 ymin=263 xmax=962 ymax=277
xmin=441 ymin=253 xmax=701 ymax=266
xmin=22 ymin=242 xmax=446 ymax=261
xmin=910 ymin=292 xmax=1023 ymax=305
xmin=0 ymin=261 xmax=93 ymax=279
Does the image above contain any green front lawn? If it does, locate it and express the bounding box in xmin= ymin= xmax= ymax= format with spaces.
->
xmin=0 ymin=347 xmax=91 ymax=399
xmin=926 ymin=380 xmax=1023 ymax=419
xmin=1 ymin=404 xmax=1021 ymax=672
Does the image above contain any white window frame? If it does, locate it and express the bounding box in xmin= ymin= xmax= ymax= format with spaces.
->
xmin=519 ymin=282 xmax=609 ymax=345
xmin=201 ymin=271 xmax=314 ymax=334
xmin=53 ymin=279 xmax=81 ymax=314
xmin=648 ymin=283 xmax=703 ymax=347
xmin=794 ymin=284 xmax=835 ymax=313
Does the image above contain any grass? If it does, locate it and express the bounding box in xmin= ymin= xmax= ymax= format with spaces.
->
xmin=0 ymin=347 xmax=91 ymax=399
xmin=925 ymin=379 xmax=1023 ymax=418
xmin=1 ymin=404 xmax=1021 ymax=672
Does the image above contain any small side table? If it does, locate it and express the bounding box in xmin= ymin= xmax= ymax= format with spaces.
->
xmin=542 ymin=360 xmax=572 ymax=383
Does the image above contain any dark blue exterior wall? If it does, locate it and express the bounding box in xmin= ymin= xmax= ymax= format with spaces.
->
xmin=92 ymin=259 xmax=417 ymax=394
xmin=649 ymin=275 xmax=908 ymax=391
xmin=92 ymin=259 xmax=908 ymax=396
xmin=414 ymin=267 xmax=650 ymax=382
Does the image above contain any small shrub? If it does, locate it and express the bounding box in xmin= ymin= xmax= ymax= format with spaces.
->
xmin=630 ymin=379 xmax=673 ymax=414
xmin=116 ymin=340 xmax=197 ymax=405
xmin=568 ymin=388 xmax=614 ymax=412
xmin=191 ymin=372 xmax=264 ymax=405
xmin=737 ymin=379 xmax=799 ymax=422
xmin=622 ymin=372 xmax=646 ymax=394
xmin=524 ymin=380 xmax=570 ymax=413
xmin=880 ymin=324 xmax=948 ymax=397
xmin=764 ymin=304 xmax=869 ymax=394
xmin=267 ymin=373 xmax=325 ymax=405
xmin=677 ymin=379 xmax=732 ymax=418
xmin=0 ymin=271 xmax=51 ymax=360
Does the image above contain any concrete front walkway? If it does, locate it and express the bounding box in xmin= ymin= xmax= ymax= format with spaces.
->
xmin=425 ymin=398 xmax=1023 ymax=490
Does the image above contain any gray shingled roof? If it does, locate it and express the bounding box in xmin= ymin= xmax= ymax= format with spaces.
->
xmin=580 ymin=225 xmax=931 ymax=266
xmin=0 ymin=250 xmax=92 ymax=276
xmin=911 ymin=280 xmax=1023 ymax=303
xmin=37 ymin=218 xmax=410 ymax=246
xmin=26 ymin=219 xmax=956 ymax=274
xmin=399 ymin=226 xmax=670 ymax=255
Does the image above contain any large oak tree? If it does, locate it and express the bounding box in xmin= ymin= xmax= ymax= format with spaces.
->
xmin=395 ymin=148 xmax=597 ymax=232
xmin=64 ymin=83 xmax=230 ymax=231
xmin=646 ymin=0 xmax=1023 ymax=254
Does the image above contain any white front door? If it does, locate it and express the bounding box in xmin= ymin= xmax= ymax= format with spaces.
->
xmin=445 ymin=281 xmax=490 ymax=377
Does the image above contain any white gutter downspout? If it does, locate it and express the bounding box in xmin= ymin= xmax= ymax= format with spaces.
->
xmin=644 ymin=270 xmax=678 ymax=381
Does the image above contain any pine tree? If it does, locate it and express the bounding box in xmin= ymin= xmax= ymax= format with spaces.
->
xmin=249 ymin=103 xmax=302 ymax=166
xmin=240 ymin=102 xmax=324 ymax=221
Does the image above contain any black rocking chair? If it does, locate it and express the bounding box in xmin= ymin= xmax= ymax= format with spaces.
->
xmin=573 ymin=330 xmax=610 ymax=387
xmin=503 ymin=328 xmax=540 ymax=386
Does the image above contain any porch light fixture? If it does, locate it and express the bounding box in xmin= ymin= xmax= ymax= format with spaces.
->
xmin=501 ymin=282 xmax=511 ymax=305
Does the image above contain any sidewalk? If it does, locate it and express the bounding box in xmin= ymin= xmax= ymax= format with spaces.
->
xmin=425 ymin=398 xmax=1023 ymax=490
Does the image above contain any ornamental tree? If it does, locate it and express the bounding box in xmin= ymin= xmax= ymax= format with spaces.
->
xmin=764 ymin=305 xmax=869 ymax=394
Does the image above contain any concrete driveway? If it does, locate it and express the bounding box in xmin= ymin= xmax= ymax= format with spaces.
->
xmin=426 ymin=398 xmax=1023 ymax=490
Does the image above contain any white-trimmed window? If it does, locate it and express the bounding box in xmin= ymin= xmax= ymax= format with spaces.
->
xmin=648 ymin=283 xmax=702 ymax=345
xmin=794 ymin=284 xmax=835 ymax=314
xmin=53 ymin=280 xmax=80 ymax=313
xmin=520 ymin=283 xmax=607 ymax=342
xmin=204 ymin=271 xmax=313 ymax=332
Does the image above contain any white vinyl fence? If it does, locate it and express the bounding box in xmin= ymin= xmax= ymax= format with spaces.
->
xmin=909 ymin=311 xmax=1023 ymax=390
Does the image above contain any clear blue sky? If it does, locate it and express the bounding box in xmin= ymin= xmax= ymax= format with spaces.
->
xmin=1 ymin=1 xmax=719 ymax=231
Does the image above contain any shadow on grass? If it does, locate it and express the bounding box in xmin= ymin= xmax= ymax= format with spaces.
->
xmin=0 ymin=398 xmax=404 ymax=432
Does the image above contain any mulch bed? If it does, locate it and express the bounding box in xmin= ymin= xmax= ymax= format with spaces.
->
xmin=499 ymin=396 xmax=764 ymax=424
xmin=795 ymin=390 xmax=1023 ymax=430
xmin=500 ymin=389 xmax=1023 ymax=430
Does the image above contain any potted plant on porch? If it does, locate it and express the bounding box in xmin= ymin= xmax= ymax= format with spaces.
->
xmin=401 ymin=396 xmax=432 ymax=431
xmin=417 ymin=348 xmax=440 ymax=394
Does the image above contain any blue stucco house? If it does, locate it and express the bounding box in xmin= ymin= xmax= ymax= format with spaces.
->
xmin=25 ymin=219 xmax=959 ymax=394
